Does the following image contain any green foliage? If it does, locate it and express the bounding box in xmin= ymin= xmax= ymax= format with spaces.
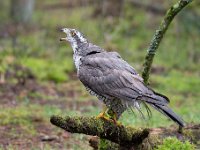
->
xmin=20 ymin=57 xmax=73 ymax=82
xmin=0 ymin=105 xmax=37 ymax=135
xmin=0 ymin=100 xmax=64 ymax=136
xmin=153 ymin=70 xmax=200 ymax=95
xmin=156 ymin=137 xmax=195 ymax=150
xmin=0 ymin=105 xmax=32 ymax=126
xmin=43 ymin=105 xmax=62 ymax=117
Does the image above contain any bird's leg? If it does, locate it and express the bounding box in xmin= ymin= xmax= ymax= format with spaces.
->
xmin=107 ymin=108 xmax=117 ymax=121
xmin=106 ymin=109 xmax=122 ymax=126
xmin=96 ymin=106 xmax=110 ymax=120
xmin=97 ymin=107 xmax=122 ymax=125
xmin=112 ymin=112 xmax=118 ymax=124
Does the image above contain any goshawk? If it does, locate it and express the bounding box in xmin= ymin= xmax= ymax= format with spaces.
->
xmin=60 ymin=28 xmax=185 ymax=127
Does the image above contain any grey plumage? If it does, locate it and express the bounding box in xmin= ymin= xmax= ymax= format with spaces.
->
xmin=61 ymin=28 xmax=185 ymax=127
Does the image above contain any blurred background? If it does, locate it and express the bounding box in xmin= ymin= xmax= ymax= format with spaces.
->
xmin=0 ymin=0 xmax=199 ymax=149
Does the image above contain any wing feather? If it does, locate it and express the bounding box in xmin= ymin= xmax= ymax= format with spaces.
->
xmin=79 ymin=52 xmax=167 ymax=105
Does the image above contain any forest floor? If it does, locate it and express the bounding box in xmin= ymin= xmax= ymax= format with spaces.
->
xmin=0 ymin=76 xmax=99 ymax=150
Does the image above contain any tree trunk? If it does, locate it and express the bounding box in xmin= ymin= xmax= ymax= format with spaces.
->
xmin=10 ymin=0 xmax=35 ymax=24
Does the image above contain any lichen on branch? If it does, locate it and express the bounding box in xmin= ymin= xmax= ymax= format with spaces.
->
xmin=50 ymin=116 xmax=200 ymax=149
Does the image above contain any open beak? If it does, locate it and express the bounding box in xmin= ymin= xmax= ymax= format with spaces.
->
xmin=60 ymin=28 xmax=67 ymax=42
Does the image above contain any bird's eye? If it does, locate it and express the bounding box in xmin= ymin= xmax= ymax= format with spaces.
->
xmin=71 ymin=31 xmax=76 ymax=37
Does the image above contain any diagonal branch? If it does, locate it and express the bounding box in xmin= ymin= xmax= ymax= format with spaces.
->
xmin=142 ymin=0 xmax=193 ymax=84
xmin=50 ymin=116 xmax=200 ymax=149
xmin=50 ymin=115 xmax=149 ymax=148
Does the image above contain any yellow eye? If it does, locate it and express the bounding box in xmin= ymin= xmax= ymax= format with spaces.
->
xmin=71 ymin=31 xmax=76 ymax=37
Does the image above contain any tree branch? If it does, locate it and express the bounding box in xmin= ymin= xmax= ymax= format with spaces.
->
xmin=142 ymin=0 xmax=193 ymax=84
xmin=50 ymin=115 xmax=149 ymax=148
xmin=50 ymin=115 xmax=200 ymax=149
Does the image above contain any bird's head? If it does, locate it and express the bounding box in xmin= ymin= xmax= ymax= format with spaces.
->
xmin=60 ymin=28 xmax=103 ymax=56
xmin=60 ymin=28 xmax=87 ymax=44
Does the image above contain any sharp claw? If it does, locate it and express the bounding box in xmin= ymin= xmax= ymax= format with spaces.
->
xmin=96 ymin=112 xmax=105 ymax=119
xmin=96 ymin=111 xmax=122 ymax=126
xmin=96 ymin=112 xmax=111 ymax=121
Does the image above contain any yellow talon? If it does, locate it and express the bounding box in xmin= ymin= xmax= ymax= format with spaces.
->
xmin=96 ymin=106 xmax=108 ymax=119
xmin=96 ymin=108 xmax=122 ymax=126
xmin=96 ymin=112 xmax=111 ymax=121
xmin=96 ymin=106 xmax=112 ymax=121
xmin=96 ymin=112 xmax=105 ymax=119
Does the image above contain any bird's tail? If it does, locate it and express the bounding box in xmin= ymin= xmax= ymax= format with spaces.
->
xmin=143 ymin=92 xmax=185 ymax=127
xmin=152 ymin=104 xmax=185 ymax=127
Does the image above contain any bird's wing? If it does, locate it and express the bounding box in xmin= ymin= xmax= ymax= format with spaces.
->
xmin=79 ymin=52 xmax=167 ymax=105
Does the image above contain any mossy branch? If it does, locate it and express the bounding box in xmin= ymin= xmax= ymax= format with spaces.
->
xmin=50 ymin=115 xmax=200 ymax=149
xmin=50 ymin=115 xmax=149 ymax=148
xmin=142 ymin=0 xmax=193 ymax=84
xmin=90 ymin=124 xmax=200 ymax=149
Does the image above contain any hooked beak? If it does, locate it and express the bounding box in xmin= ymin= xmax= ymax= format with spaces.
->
xmin=60 ymin=28 xmax=68 ymax=42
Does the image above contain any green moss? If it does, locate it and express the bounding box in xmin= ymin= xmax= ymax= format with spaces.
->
xmin=183 ymin=130 xmax=197 ymax=143
xmin=99 ymin=139 xmax=118 ymax=150
xmin=155 ymin=137 xmax=195 ymax=150
xmin=95 ymin=119 xmax=105 ymax=134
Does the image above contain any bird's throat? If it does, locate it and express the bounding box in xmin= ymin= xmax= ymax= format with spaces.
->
xmin=73 ymin=54 xmax=82 ymax=71
xmin=71 ymin=41 xmax=78 ymax=54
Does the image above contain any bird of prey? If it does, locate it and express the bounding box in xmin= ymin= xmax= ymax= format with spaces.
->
xmin=60 ymin=28 xmax=185 ymax=127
